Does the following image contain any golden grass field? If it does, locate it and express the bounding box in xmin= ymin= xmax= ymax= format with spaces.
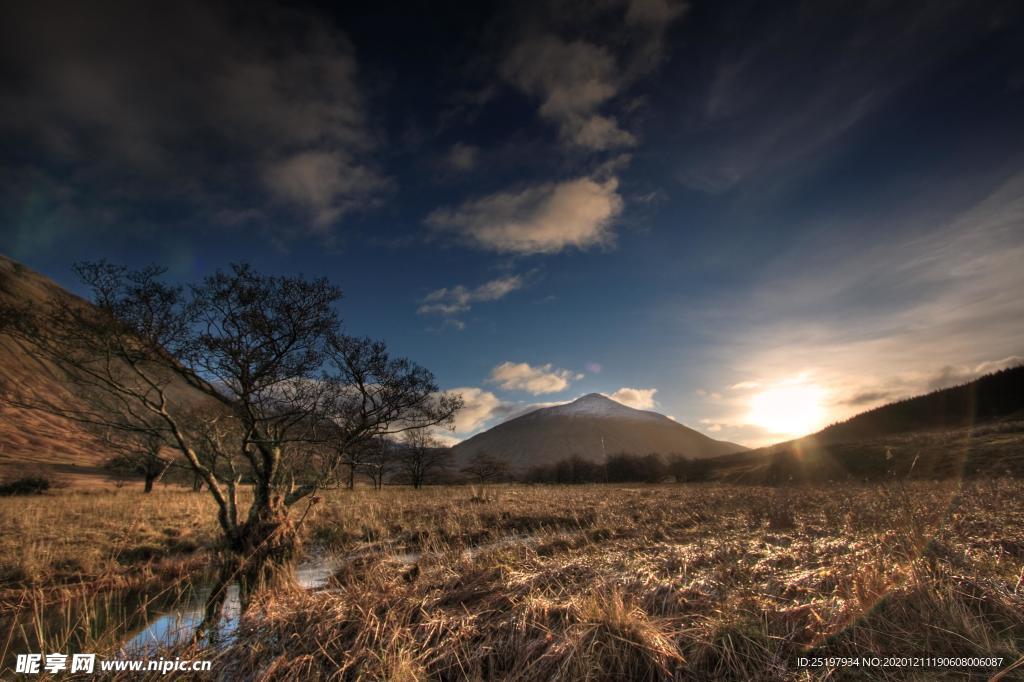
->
xmin=3 ymin=481 xmax=1024 ymax=680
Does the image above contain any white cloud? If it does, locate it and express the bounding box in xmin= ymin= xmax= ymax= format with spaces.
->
xmin=698 ymin=418 xmax=724 ymax=433
xmin=604 ymin=387 xmax=658 ymax=409
xmin=418 ymin=274 xmax=525 ymax=318
xmin=444 ymin=386 xmax=568 ymax=437
xmin=487 ymin=361 xmax=581 ymax=395
xmin=427 ymin=175 xmax=622 ymax=254
xmin=429 ymin=431 xmax=464 ymax=448
xmin=501 ymin=34 xmax=634 ymax=151
xmin=446 ymin=387 xmax=505 ymax=434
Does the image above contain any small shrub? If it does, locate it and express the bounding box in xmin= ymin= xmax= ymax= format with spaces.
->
xmin=0 ymin=475 xmax=51 ymax=496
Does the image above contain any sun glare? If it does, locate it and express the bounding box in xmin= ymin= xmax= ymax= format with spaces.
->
xmin=747 ymin=382 xmax=828 ymax=437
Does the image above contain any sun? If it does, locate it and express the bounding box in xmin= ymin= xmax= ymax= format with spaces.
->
xmin=747 ymin=382 xmax=828 ymax=437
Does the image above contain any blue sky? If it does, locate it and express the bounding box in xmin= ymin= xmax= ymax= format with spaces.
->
xmin=2 ymin=0 xmax=1023 ymax=446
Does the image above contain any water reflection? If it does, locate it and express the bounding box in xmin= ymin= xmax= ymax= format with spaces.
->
xmin=1 ymin=554 xmax=342 ymax=659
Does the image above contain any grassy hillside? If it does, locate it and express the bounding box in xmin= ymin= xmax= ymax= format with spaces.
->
xmin=709 ymin=366 xmax=1024 ymax=483
xmin=0 ymin=256 xmax=113 ymax=485
xmin=0 ymin=255 xmax=214 ymax=487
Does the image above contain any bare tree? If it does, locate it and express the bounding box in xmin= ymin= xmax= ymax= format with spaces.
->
xmin=358 ymin=435 xmax=395 ymax=490
xmin=104 ymin=431 xmax=172 ymax=493
xmin=0 ymin=262 xmax=462 ymax=589
xmin=396 ymin=428 xmax=451 ymax=489
xmin=460 ymin=451 xmax=509 ymax=484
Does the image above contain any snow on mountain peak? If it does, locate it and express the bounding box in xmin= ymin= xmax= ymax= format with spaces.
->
xmin=545 ymin=393 xmax=664 ymax=420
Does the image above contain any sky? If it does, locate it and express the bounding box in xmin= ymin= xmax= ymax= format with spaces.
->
xmin=2 ymin=0 xmax=1023 ymax=447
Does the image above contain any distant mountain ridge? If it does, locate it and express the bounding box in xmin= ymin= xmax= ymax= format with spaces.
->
xmin=453 ymin=393 xmax=746 ymax=471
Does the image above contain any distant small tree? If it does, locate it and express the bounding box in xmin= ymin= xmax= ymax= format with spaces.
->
xmin=104 ymin=431 xmax=172 ymax=493
xmin=460 ymin=451 xmax=509 ymax=483
xmin=397 ymin=428 xmax=450 ymax=489
xmin=359 ymin=436 xmax=395 ymax=491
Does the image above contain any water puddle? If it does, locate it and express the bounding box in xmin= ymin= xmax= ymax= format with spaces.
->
xmin=123 ymin=553 xmax=342 ymax=653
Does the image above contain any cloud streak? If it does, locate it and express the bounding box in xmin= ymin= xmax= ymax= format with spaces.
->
xmin=418 ymin=274 xmax=527 ymax=323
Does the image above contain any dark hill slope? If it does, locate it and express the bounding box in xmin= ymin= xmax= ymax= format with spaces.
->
xmin=708 ymin=366 xmax=1024 ymax=483
xmin=817 ymin=366 xmax=1024 ymax=444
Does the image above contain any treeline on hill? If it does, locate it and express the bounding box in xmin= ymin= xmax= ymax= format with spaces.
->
xmin=816 ymin=365 xmax=1024 ymax=443
xmin=524 ymin=453 xmax=713 ymax=484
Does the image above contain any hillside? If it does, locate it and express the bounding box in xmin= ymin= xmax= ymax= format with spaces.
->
xmin=708 ymin=365 xmax=1024 ymax=483
xmin=453 ymin=393 xmax=746 ymax=472
xmin=0 ymin=256 xmax=113 ymax=484
xmin=0 ymin=255 xmax=211 ymax=486
xmin=815 ymin=365 xmax=1024 ymax=443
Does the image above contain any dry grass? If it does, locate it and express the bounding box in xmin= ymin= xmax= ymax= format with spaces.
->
xmin=3 ymin=481 xmax=1023 ymax=679
xmin=0 ymin=489 xmax=218 ymax=593
xmin=137 ymin=481 xmax=1024 ymax=679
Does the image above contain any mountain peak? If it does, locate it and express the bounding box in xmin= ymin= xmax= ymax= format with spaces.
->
xmin=546 ymin=392 xmax=657 ymax=420
xmin=575 ymin=392 xmax=613 ymax=403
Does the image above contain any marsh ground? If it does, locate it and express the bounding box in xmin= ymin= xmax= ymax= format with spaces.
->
xmin=3 ymin=481 xmax=1023 ymax=679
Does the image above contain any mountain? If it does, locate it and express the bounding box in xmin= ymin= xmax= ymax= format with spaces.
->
xmin=452 ymin=393 xmax=746 ymax=471
xmin=0 ymin=255 xmax=212 ymax=486
xmin=707 ymin=365 xmax=1024 ymax=483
